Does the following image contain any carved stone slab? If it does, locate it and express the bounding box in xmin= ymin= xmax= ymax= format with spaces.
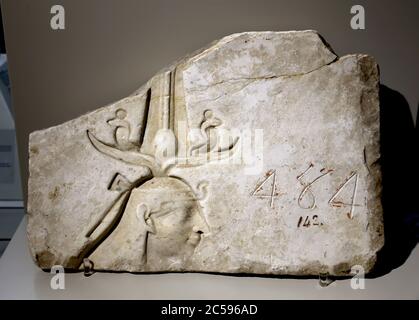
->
xmin=27 ymin=30 xmax=384 ymax=276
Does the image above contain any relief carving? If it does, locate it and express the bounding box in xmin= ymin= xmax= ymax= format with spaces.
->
xmin=81 ymin=71 xmax=239 ymax=271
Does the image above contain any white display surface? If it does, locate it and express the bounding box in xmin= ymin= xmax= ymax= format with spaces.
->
xmin=0 ymin=217 xmax=418 ymax=299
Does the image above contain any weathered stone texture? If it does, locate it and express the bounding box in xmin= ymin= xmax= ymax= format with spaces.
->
xmin=28 ymin=31 xmax=383 ymax=276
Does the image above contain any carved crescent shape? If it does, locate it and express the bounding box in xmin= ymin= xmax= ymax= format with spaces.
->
xmin=86 ymin=130 xmax=155 ymax=169
xmin=162 ymin=136 xmax=240 ymax=171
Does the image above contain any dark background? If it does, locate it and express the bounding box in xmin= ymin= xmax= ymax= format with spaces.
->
xmin=1 ymin=0 xmax=418 ymax=200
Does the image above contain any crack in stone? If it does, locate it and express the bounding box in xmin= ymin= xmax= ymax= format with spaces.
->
xmin=186 ymin=56 xmax=339 ymax=93
xmin=192 ymin=78 xmax=260 ymax=104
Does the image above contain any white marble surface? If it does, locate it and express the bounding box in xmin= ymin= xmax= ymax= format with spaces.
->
xmin=0 ymin=216 xmax=417 ymax=299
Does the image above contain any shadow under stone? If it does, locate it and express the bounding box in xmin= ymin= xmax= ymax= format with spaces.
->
xmin=369 ymin=84 xmax=419 ymax=278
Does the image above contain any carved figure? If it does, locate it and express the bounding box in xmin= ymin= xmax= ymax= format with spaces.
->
xmin=79 ymin=71 xmax=239 ymax=270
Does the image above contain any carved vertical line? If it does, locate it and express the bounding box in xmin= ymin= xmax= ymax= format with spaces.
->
xmin=139 ymin=88 xmax=151 ymax=146
xmin=161 ymin=71 xmax=171 ymax=130
xmin=270 ymin=170 xmax=276 ymax=209
xmin=169 ymin=68 xmax=176 ymax=132
xmin=173 ymin=64 xmax=189 ymax=154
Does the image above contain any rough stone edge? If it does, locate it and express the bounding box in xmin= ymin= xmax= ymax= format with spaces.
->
xmin=357 ymin=54 xmax=385 ymax=275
